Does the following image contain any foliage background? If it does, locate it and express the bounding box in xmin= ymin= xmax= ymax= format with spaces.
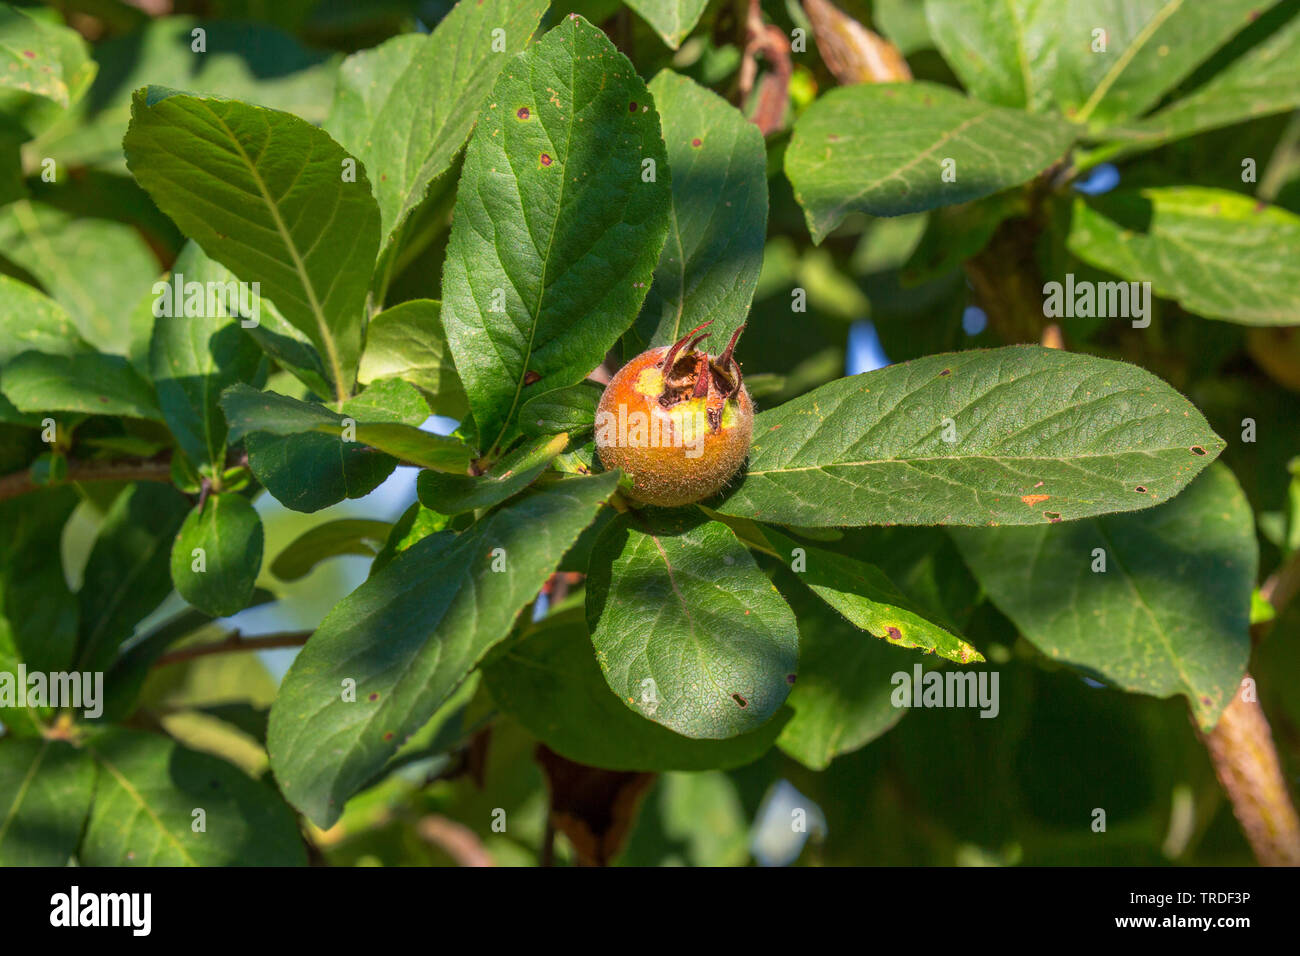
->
xmin=0 ymin=0 xmax=1297 ymax=866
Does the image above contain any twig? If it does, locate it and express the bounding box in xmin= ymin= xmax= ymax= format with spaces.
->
xmin=416 ymin=815 xmax=494 ymax=867
xmin=1200 ymin=680 xmax=1300 ymax=866
xmin=739 ymin=0 xmax=793 ymax=135
xmin=0 ymin=455 xmax=174 ymax=501
xmin=152 ymin=631 xmax=312 ymax=669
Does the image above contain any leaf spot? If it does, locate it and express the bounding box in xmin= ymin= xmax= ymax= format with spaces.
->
xmin=731 ymin=693 xmax=748 ymax=707
xmin=540 ymin=153 xmax=553 ymax=166
xmin=1021 ymin=494 xmax=1050 ymax=507
xmin=516 ymin=106 xmax=530 ymax=120
xmin=1043 ymin=511 xmax=1062 ymax=523
xmin=1190 ymin=445 xmax=1207 ymax=456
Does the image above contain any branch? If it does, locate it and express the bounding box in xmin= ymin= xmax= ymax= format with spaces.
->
xmin=0 ymin=454 xmax=174 ymax=502
xmin=152 ymin=631 xmax=312 ymax=669
xmin=1200 ymin=679 xmax=1300 ymax=866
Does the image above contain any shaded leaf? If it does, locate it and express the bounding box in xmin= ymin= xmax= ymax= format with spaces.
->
xmin=268 ymin=471 xmax=620 ymax=826
xmin=0 ymin=5 xmax=94 ymax=109
xmin=0 ymin=275 xmax=86 ymax=363
xmin=586 ymin=513 xmax=798 ymax=740
xmin=624 ymin=0 xmax=709 ymax=49
xmin=950 ymin=464 xmax=1255 ymax=730
xmin=0 ymin=739 xmax=95 ymax=866
xmin=630 ymin=69 xmax=767 ymax=352
xmin=417 ymin=433 xmax=567 ymax=514
xmin=81 ymin=729 xmax=305 ymax=866
xmin=1068 ymin=188 xmax=1300 ymax=326
xmin=271 ymin=518 xmax=391 ymax=582
xmin=520 ymin=382 xmax=602 ymax=437
xmin=170 ymin=493 xmax=264 ymax=618
xmin=785 ymin=82 xmax=1075 ymax=240
xmin=484 ymin=611 xmax=787 ymax=771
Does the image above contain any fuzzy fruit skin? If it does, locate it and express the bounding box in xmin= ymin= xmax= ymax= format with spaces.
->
xmin=596 ymin=345 xmax=753 ymax=507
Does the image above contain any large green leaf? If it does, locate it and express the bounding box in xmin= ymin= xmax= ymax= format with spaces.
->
xmin=268 ymin=471 xmax=619 ymax=826
xmin=924 ymin=0 xmax=1278 ymax=128
xmin=76 ymin=484 xmax=191 ymax=673
xmin=785 ymin=82 xmax=1075 ymax=240
xmin=325 ymin=0 xmax=548 ymax=247
xmin=170 ymin=493 xmax=264 ymax=618
xmin=0 ymin=201 xmax=157 ymax=357
xmin=441 ymin=14 xmax=671 ymax=454
xmin=81 ymin=729 xmax=305 ymax=866
xmin=483 ymin=611 xmax=787 ymax=771
xmin=629 ymin=70 xmax=767 ymax=352
xmin=519 ymin=381 xmax=602 ymax=437
xmin=0 ymin=4 xmax=94 ymax=109
xmin=769 ymin=567 xmax=910 ymax=771
xmin=586 ymin=513 xmax=799 ymax=740
xmin=624 ymin=0 xmax=710 ymax=50
xmin=1 ymin=350 xmax=162 ymax=421
xmin=221 ymin=382 xmax=469 ymax=473
xmin=949 ymin=464 xmax=1255 ymax=730
xmin=0 ymin=489 xmax=79 ymax=734
xmin=717 ymin=346 xmax=1224 ymax=527
xmin=1104 ymin=5 xmax=1300 ymax=151
xmin=1067 ymin=188 xmax=1300 ymax=326
xmin=124 ymin=88 xmax=380 ymax=399
xmin=0 ymin=274 xmax=86 ymax=363
xmin=149 ymin=243 xmax=264 ymax=468
xmin=759 ymin=528 xmax=983 ymax=664
xmin=0 ymin=739 xmax=95 ymax=866
xmin=356 ymin=299 xmax=467 ymax=419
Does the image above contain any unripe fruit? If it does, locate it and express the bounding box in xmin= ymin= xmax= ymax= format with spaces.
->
xmin=596 ymin=321 xmax=753 ymax=507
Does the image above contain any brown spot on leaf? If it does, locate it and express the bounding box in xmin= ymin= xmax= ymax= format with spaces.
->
xmin=691 ymin=138 xmax=702 ymax=147
xmin=1021 ymin=494 xmax=1050 ymax=507
xmin=731 ymin=693 xmax=748 ymax=707
xmin=540 ymin=153 xmax=553 ymax=166
xmin=1044 ymin=511 xmax=1062 ymax=523
xmin=1191 ymin=445 xmax=1207 ymax=456
xmin=886 ymin=626 xmax=903 ymax=641
xmin=628 ymin=101 xmax=637 ymax=112
xmin=786 ymin=674 xmax=797 ymax=684
xmin=368 ymin=692 xmax=379 ymax=701
xmin=523 ymin=370 xmax=542 ymax=386
xmin=1134 ymin=485 xmax=1147 ymax=494
xmin=516 ymin=106 xmax=530 ymax=120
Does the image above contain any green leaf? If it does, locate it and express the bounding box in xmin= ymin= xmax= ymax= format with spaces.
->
xmin=630 ymin=69 xmax=767 ymax=352
xmin=1105 ymin=6 xmax=1300 ymax=151
xmin=221 ymin=382 xmax=470 ymax=475
xmin=271 ymin=518 xmax=391 ymax=582
xmin=357 ymin=299 xmax=467 ymax=419
xmin=1067 ymin=188 xmax=1300 ymax=326
xmin=0 ymin=275 xmax=87 ymax=363
xmin=483 ymin=611 xmax=787 ymax=771
xmin=0 ymin=489 xmax=79 ymax=734
xmin=370 ymin=503 xmax=450 ymax=576
xmin=520 ymin=381 xmax=602 ymax=437
xmin=769 ymin=567 xmax=909 ymax=771
xmin=1 ymin=350 xmax=162 ymax=421
xmin=924 ymin=0 xmax=1279 ymax=128
xmin=949 ymin=464 xmax=1255 ymax=730
xmin=325 ymin=0 xmax=549 ymax=247
xmin=170 ymin=494 xmax=264 ymax=618
xmin=586 ymin=513 xmax=798 ymax=740
xmin=785 ymin=82 xmax=1075 ymax=240
xmin=76 ymin=484 xmax=191 ymax=673
xmin=717 ymin=346 xmax=1224 ymax=527
xmin=624 ymin=0 xmax=710 ymax=50
xmin=149 ymin=244 xmax=264 ymax=469
xmin=81 ymin=729 xmax=305 ymax=866
xmin=244 ymin=432 xmax=396 ymax=515
xmin=0 ymin=201 xmax=158 ymax=357
xmin=124 ymin=88 xmax=381 ymax=399
xmin=0 ymin=4 xmax=94 ymax=109
xmin=268 ymin=471 xmax=619 ymax=826
xmin=759 ymin=528 xmax=983 ymax=664
xmin=416 ymin=433 xmax=568 ymax=514
xmin=441 ymin=14 xmax=671 ymax=454
xmin=0 ymin=739 xmax=95 ymax=866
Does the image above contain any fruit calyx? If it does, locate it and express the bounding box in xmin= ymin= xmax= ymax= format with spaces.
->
xmin=653 ymin=319 xmax=746 ymax=432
